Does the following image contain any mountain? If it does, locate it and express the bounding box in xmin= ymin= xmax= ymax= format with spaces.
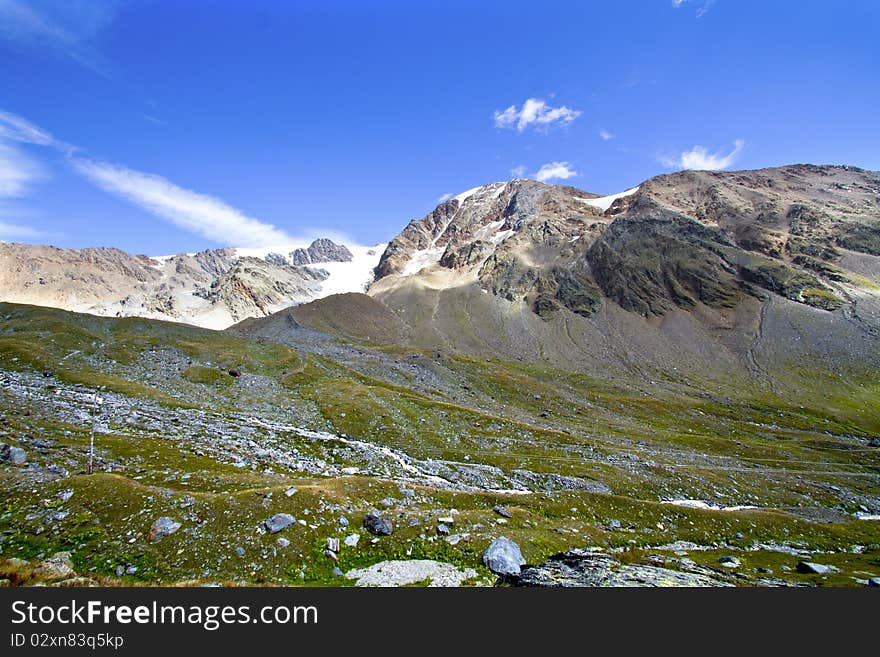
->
xmin=348 ymin=165 xmax=880 ymax=395
xmin=0 ymin=238 xmax=384 ymax=329
xmin=1 ymin=164 xmax=879 ymax=587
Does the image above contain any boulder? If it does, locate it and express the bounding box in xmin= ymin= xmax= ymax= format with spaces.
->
xmin=364 ymin=512 xmax=393 ymax=536
xmin=796 ymin=561 xmax=839 ymax=575
xmin=32 ymin=552 xmax=75 ymax=582
xmin=147 ymin=517 xmax=182 ymax=543
xmin=264 ymin=513 xmax=296 ymax=534
xmin=0 ymin=444 xmax=26 ymax=465
xmin=482 ymin=537 xmax=526 ymax=575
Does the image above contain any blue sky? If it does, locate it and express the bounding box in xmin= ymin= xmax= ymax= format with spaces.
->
xmin=1 ymin=0 xmax=878 ymax=254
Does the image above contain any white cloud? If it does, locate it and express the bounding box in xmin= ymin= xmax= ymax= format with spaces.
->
xmin=437 ymin=192 xmax=452 ymax=203
xmin=665 ymin=139 xmax=745 ymax=171
xmin=494 ymin=98 xmax=581 ymax=132
xmin=0 ymin=110 xmax=55 ymax=146
xmin=0 ymin=0 xmax=117 ymax=75
xmin=70 ymin=158 xmax=294 ymax=247
xmin=0 ymin=220 xmax=47 ymax=239
xmin=0 ymin=142 xmax=46 ymax=197
xmin=510 ymin=165 xmax=527 ymax=179
xmin=599 ymin=130 xmax=614 ymax=141
xmin=534 ymin=161 xmax=578 ymax=182
xmin=671 ymin=0 xmax=715 ymax=17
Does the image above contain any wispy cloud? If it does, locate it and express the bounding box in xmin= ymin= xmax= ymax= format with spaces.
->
xmin=661 ymin=139 xmax=745 ymax=171
xmin=70 ymin=158 xmax=294 ymax=247
xmin=0 ymin=142 xmax=46 ymax=197
xmin=534 ymin=161 xmax=578 ymax=182
xmin=0 ymin=220 xmax=49 ymax=239
xmin=0 ymin=0 xmax=119 ymax=76
xmin=437 ymin=192 xmax=452 ymax=203
xmin=142 ymin=113 xmax=167 ymax=126
xmin=599 ymin=130 xmax=614 ymax=141
xmin=0 ymin=108 xmax=296 ymax=247
xmin=671 ymin=0 xmax=715 ymax=18
xmin=510 ymin=165 xmax=527 ymax=179
xmin=494 ymin=98 xmax=581 ymax=133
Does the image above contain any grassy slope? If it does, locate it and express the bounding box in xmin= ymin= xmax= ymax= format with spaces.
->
xmin=0 ymin=302 xmax=878 ymax=586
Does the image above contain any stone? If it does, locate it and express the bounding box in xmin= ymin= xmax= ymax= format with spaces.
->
xmin=58 ymin=489 xmax=74 ymax=502
xmin=608 ymin=519 xmax=622 ymax=530
xmin=0 ymin=444 xmax=26 ymax=465
xmin=380 ymin=497 xmax=396 ymax=508
xmin=346 ymin=560 xmax=477 ymax=587
xmin=344 ymin=533 xmax=360 ymax=547
xmin=276 ymin=537 xmax=290 ymax=548
xmin=327 ymin=537 xmax=340 ymax=552
xmin=147 ymin=517 xmax=181 ymax=543
xmin=868 ymin=577 xmax=880 ymax=587
xmin=796 ymin=561 xmax=839 ymax=575
xmin=511 ymin=549 xmax=732 ymax=587
xmin=332 ymin=567 xmax=344 ymax=577
xmin=234 ymin=547 xmax=245 ymax=556
xmin=719 ymin=556 xmax=741 ymax=568
xmin=437 ymin=523 xmax=450 ymax=536
xmin=482 ymin=537 xmax=526 ymax=576
xmin=32 ymin=552 xmax=75 ymax=582
xmin=338 ymin=516 xmax=349 ymax=528
xmin=264 ymin=513 xmax=295 ymax=534
xmin=324 ymin=550 xmax=338 ymax=561
xmin=492 ymin=505 xmax=512 ymax=518
xmin=399 ymin=488 xmax=416 ymax=498
xmin=284 ymin=487 xmax=298 ymax=497
xmin=364 ymin=512 xmax=393 ymax=536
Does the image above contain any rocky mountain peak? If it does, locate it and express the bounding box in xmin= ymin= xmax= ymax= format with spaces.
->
xmin=371 ymin=164 xmax=880 ymax=323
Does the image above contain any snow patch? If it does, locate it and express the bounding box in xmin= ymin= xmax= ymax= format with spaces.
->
xmin=577 ymin=186 xmax=640 ymax=211
xmin=402 ymin=246 xmax=445 ymax=277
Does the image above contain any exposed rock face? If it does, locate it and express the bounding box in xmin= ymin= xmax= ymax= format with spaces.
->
xmin=290 ymin=238 xmax=354 ymax=265
xmin=371 ymin=165 xmax=880 ymax=321
xmin=0 ymin=238 xmax=376 ymax=329
xmin=509 ymin=549 xmax=731 ymax=587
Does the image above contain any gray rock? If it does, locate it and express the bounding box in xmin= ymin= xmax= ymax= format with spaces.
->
xmin=437 ymin=523 xmax=450 ymax=536
xmin=234 ymin=547 xmax=245 ymax=556
xmin=719 ymin=556 xmax=741 ymax=568
xmin=338 ymin=516 xmax=349 ymax=528
xmin=399 ymin=488 xmax=416 ymax=498
xmin=482 ymin=537 xmax=526 ymax=575
xmin=511 ymin=550 xmax=732 ymax=587
xmin=32 ymin=552 xmax=75 ymax=581
xmin=380 ymin=497 xmax=396 ymax=508
xmin=364 ymin=512 xmax=393 ymax=536
xmin=608 ymin=519 xmax=622 ymax=530
xmin=147 ymin=517 xmax=181 ymax=543
xmin=276 ymin=537 xmax=290 ymax=548
xmin=284 ymin=487 xmax=298 ymax=497
xmin=796 ymin=561 xmax=839 ymax=575
xmin=332 ymin=567 xmax=344 ymax=577
xmin=344 ymin=533 xmax=360 ymax=547
xmin=264 ymin=513 xmax=296 ymax=534
xmin=0 ymin=444 xmax=26 ymax=465
xmin=58 ymin=489 xmax=74 ymax=502
xmin=492 ymin=505 xmax=512 ymax=518
xmin=327 ymin=537 xmax=340 ymax=552
xmin=868 ymin=577 xmax=880 ymax=587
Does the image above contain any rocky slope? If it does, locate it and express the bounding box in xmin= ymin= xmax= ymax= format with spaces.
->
xmin=360 ymin=165 xmax=880 ymax=392
xmin=0 ymin=238 xmax=383 ymax=329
